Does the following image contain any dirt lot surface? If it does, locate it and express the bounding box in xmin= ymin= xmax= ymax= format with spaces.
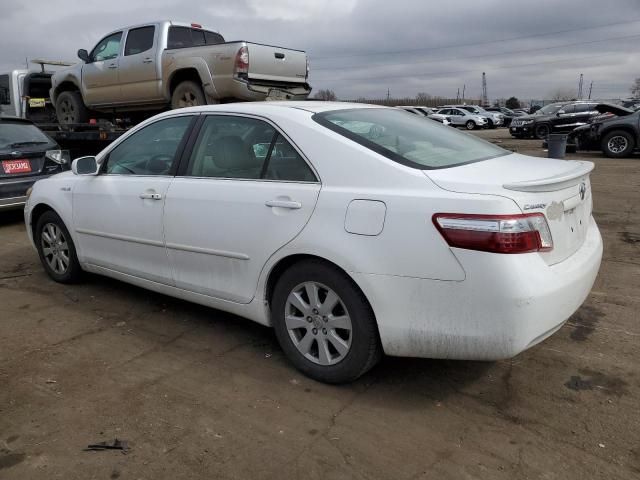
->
xmin=1 ymin=129 xmax=639 ymax=479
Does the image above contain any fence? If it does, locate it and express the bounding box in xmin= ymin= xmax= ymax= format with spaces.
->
xmin=346 ymin=97 xmax=482 ymax=108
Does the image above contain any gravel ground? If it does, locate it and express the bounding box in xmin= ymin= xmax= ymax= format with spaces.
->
xmin=0 ymin=128 xmax=638 ymax=479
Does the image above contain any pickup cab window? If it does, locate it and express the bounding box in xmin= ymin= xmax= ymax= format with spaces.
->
xmin=168 ymin=26 xmax=225 ymax=49
xmin=125 ymin=26 xmax=155 ymax=56
xmin=91 ymin=32 xmax=123 ymax=62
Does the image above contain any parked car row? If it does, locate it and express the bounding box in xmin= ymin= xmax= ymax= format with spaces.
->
xmin=509 ymin=100 xmax=638 ymax=158
xmin=398 ymin=104 xmax=511 ymax=131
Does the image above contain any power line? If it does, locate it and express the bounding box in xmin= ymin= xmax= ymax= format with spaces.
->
xmin=312 ymin=17 xmax=640 ymax=61
xmin=312 ymin=32 xmax=640 ymax=72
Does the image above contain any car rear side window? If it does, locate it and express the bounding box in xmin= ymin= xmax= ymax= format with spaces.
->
xmin=313 ymin=108 xmax=508 ymax=169
xmin=186 ymin=115 xmax=316 ymax=182
xmin=125 ymin=26 xmax=155 ymax=56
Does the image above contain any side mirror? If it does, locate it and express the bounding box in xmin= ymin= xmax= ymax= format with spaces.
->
xmin=72 ymin=156 xmax=99 ymax=175
xmin=77 ymin=49 xmax=90 ymax=63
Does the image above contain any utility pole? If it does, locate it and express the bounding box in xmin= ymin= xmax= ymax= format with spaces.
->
xmin=462 ymin=84 xmax=466 ymax=102
xmin=456 ymin=87 xmax=460 ymax=102
xmin=577 ymin=73 xmax=584 ymax=99
xmin=588 ymin=81 xmax=593 ymax=100
xmin=386 ymin=88 xmax=390 ymax=101
xmin=481 ymin=72 xmax=488 ymax=106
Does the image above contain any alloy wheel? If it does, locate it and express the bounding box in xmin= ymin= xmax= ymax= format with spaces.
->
xmin=59 ymin=99 xmax=75 ymax=124
xmin=284 ymin=281 xmax=353 ymax=366
xmin=607 ymin=135 xmax=628 ymax=154
xmin=41 ymin=223 xmax=70 ymax=274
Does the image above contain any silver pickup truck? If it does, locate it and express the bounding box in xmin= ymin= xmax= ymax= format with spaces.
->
xmin=50 ymin=20 xmax=311 ymax=124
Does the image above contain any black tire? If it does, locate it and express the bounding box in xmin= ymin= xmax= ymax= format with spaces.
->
xmin=55 ymin=91 xmax=89 ymax=125
xmin=601 ymin=130 xmax=635 ymax=158
xmin=534 ymin=123 xmax=551 ymax=140
xmin=465 ymin=120 xmax=476 ymax=130
xmin=271 ymin=260 xmax=381 ymax=384
xmin=487 ymin=119 xmax=496 ymax=129
xmin=171 ymin=81 xmax=206 ymax=109
xmin=35 ymin=211 xmax=83 ymax=283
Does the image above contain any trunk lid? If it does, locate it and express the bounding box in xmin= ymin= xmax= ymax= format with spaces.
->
xmin=246 ymin=43 xmax=307 ymax=84
xmin=425 ymin=153 xmax=594 ymax=265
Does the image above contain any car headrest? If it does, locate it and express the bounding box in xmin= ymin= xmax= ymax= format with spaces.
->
xmin=214 ymin=136 xmax=260 ymax=170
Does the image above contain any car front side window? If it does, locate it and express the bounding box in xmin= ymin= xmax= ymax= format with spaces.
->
xmin=91 ymin=32 xmax=123 ymax=62
xmin=104 ymin=116 xmax=192 ymax=176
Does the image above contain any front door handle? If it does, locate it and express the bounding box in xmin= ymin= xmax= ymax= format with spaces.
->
xmin=140 ymin=193 xmax=162 ymax=200
xmin=265 ymin=199 xmax=302 ymax=209
xmin=142 ymin=58 xmax=153 ymax=64
xmin=108 ymin=64 xmax=118 ymax=69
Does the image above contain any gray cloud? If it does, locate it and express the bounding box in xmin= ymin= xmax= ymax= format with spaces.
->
xmin=1 ymin=0 xmax=639 ymax=102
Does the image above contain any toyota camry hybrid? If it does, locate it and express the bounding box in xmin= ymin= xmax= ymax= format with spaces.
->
xmin=24 ymin=102 xmax=603 ymax=383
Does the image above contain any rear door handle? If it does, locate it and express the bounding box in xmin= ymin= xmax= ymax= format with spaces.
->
xmin=142 ymin=58 xmax=153 ymax=64
xmin=140 ymin=193 xmax=162 ymax=200
xmin=265 ymin=199 xmax=301 ymax=209
xmin=108 ymin=64 xmax=118 ymax=69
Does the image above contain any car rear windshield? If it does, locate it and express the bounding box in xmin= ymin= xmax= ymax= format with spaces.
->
xmin=0 ymin=122 xmax=52 ymax=150
xmin=167 ymin=26 xmax=225 ymax=49
xmin=312 ymin=108 xmax=508 ymax=169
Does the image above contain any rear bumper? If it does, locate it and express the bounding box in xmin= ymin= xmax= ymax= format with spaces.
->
xmin=0 ymin=175 xmax=50 ymax=210
xmin=352 ymin=217 xmax=602 ymax=360
xmin=226 ymin=78 xmax=312 ymax=101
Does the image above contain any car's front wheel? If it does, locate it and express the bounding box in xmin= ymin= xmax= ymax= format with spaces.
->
xmin=35 ymin=211 xmax=83 ymax=283
xmin=271 ymin=260 xmax=381 ymax=383
xmin=601 ymin=130 xmax=635 ymax=158
xmin=465 ymin=120 xmax=476 ymax=130
xmin=534 ymin=123 xmax=551 ymax=139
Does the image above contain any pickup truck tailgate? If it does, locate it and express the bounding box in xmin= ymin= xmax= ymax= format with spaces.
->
xmin=247 ymin=43 xmax=307 ymax=83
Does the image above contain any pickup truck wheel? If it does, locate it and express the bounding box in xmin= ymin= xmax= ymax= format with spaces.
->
xmin=171 ymin=81 xmax=206 ymax=109
xmin=601 ymin=130 xmax=635 ymax=158
xmin=56 ymin=91 xmax=89 ymax=125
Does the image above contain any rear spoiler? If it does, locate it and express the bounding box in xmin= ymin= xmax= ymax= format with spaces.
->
xmin=503 ymin=161 xmax=594 ymax=192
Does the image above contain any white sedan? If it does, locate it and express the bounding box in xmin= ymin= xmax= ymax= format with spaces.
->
xmin=24 ymin=102 xmax=602 ymax=383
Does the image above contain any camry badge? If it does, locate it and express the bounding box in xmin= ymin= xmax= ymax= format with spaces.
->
xmin=524 ymin=203 xmax=546 ymax=210
xmin=579 ymin=182 xmax=586 ymax=201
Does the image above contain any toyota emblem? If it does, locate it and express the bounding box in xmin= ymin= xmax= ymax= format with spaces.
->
xmin=579 ymin=182 xmax=586 ymax=201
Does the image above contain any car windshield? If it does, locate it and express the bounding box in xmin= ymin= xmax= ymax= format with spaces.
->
xmin=0 ymin=122 xmax=52 ymax=150
xmin=313 ymin=108 xmax=509 ymax=169
xmin=536 ymin=104 xmax=563 ymax=115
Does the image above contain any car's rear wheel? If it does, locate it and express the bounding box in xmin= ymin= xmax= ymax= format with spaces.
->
xmin=35 ymin=211 xmax=82 ymax=283
xmin=171 ymin=81 xmax=206 ymax=109
xmin=601 ymin=130 xmax=635 ymax=158
xmin=271 ymin=260 xmax=381 ymax=383
xmin=56 ymin=91 xmax=89 ymax=125
xmin=465 ymin=120 xmax=476 ymax=130
xmin=534 ymin=123 xmax=551 ymax=139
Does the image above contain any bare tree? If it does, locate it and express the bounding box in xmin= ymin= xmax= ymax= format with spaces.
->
xmin=415 ymin=92 xmax=432 ymax=104
xmin=631 ymin=78 xmax=640 ymax=97
xmin=313 ymin=89 xmax=338 ymax=101
xmin=548 ymin=88 xmax=576 ymax=102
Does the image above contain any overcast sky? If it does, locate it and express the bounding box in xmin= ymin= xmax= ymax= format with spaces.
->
xmin=1 ymin=0 xmax=639 ymax=102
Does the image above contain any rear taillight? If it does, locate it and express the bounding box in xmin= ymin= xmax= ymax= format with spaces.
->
xmin=234 ymin=46 xmax=249 ymax=78
xmin=433 ymin=213 xmax=553 ymax=254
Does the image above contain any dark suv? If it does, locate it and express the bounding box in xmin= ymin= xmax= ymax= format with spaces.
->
xmin=509 ymin=101 xmax=609 ymax=139
xmin=569 ymin=106 xmax=638 ymax=158
xmin=1 ymin=117 xmax=69 ymax=210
